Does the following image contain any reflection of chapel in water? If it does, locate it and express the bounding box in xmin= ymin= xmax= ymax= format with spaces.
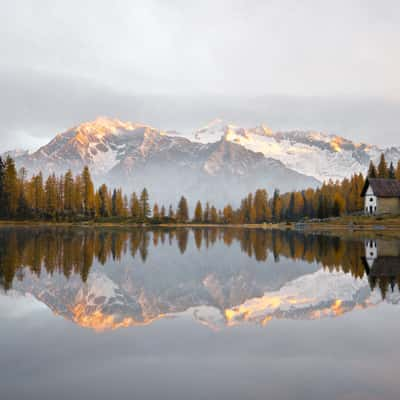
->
xmin=362 ymin=239 xmax=400 ymax=296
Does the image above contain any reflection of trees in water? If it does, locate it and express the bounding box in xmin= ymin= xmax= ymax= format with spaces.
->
xmin=176 ymin=229 xmax=189 ymax=254
xmin=0 ymin=227 xmax=399 ymax=298
xmin=369 ymin=274 xmax=400 ymax=300
xmin=194 ymin=229 xmax=202 ymax=250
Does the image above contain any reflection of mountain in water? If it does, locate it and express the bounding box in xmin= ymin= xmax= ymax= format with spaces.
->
xmin=223 ymin=270 xmax=400 ymax=328
xmin=1 ymin=228 xmax=400 ymax=331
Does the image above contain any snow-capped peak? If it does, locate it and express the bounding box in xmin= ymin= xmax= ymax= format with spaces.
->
xmin=10 ymin=117 xmax=400 ymax=187
xmin=192 ymin=118 xmax=237 ymax=143
xmin=189 ymin=121 xmax=395 ymax=182
xmin=70 ymin=116 xmax=151 ymax=139
xmin=197 ymin=118 xmax=228 ymax=132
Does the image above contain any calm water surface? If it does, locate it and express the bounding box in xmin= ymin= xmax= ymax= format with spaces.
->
xmin=1 ymin=227 xmax=399 ymax=400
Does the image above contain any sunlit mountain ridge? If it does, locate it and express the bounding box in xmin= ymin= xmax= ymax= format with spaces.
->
xmin=174 ymin=118 xmax=400 ymax=182
xmin=7 ymin=117 xmax=321 ymax=206
xmin=6 ymin=117 xmax=400 ymax=188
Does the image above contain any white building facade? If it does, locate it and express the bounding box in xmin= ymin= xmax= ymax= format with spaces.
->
xmin=364 ymin=186 xmax=377 ymax=215
xmin=361 ymin=178 xmax=400 ymax=216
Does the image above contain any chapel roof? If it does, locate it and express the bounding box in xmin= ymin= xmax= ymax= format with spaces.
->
xmin=361 ymin=178 xmax=400 ymax=198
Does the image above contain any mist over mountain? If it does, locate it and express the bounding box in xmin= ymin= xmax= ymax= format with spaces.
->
xmin=5 ymin=116 xmax=399 ymax=206
xmin=6 ymin=117 xmax=317 ymax=206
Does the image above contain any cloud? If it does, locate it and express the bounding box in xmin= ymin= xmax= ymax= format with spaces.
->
xmin=1 ymin=0 xmax=400 ymax=148
xmin=1 ymin=0 xmax=400 ymax=97
xmin=0 ymin=67 xmax=399 ymax=149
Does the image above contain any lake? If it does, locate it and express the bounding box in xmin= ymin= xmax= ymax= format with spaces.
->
xmin=1 ymin=227 xmax=400 ymax=400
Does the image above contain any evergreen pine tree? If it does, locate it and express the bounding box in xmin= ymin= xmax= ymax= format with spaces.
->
xmin=45 ymin=174 xmax=58 ymax=219
xmin=139 ymin=188 xmax=150 ymax=220
xmin=176 ymin=196 xmax=189 ymax=222
xmin=16 ymin=167 xmax=29 ymax=218
xmin=3 ymin=157 xmax=18 ymax=218
xmin=97 ymin=184 xmax=110 ymax=217
xmin=17 ymin=190 xmax=30 ymax=218
xmin=0 ymin=157 xmax=5 ymax=218
xmin=317 ymin=192 xmax=325 ymax=219
xmin=377 ymin=154 xmax=389 ymax=178
xmin=123 ymin=195 xmax=129 ymax=217
xmin=210 ymin=206 xmax=218 ymax=224
xmin=114 ymin=189 xmax=124 ymax=216
xmin=168 ymin=204 xmax=175 ymax=219
xmin=81 ymin=166 xmax=95 ymax=217
xmin=286 ymin=192 xmax=295 ymax=221
xmin=153 ymin=203 xmax=160 ymax=220
xmin=112 ymin=189 xmax=118 ymax=216
xmin=194 ymin=201 xmax=203 ymax=223
xmin=223 ymin=204 xmax=233 ymax=224
xmin=332 ymin=192 xmax=345 ymax=217
xmin=249 ymin=202 xmax=256 ymax=224
xmin=238 ymin=198 xmax=247 ymax=224
xmin=367 ymin=160 xmax=377 ymax=178
xmin=130 ymin=192 xmax=140 ymax=220
xmin=203 ymin=202 xmax=210 ymax=223
xmin=160 ymin=205 xmax=166 ymax=219
xmin=63 ymin=170 xmax=74 ymax=213
xmin=293 ymin=192 xmax=305 ymax=220
xmin=31 ymin=173 xmax=45 ymax=216
xmin=56 ymin=175 xmax=64 ymax=214
xmin=73 ymin=175 xmax=83 ymax=214
xmin=254 ymin=189 xmax=268 ymax=223
xmin=388 ymin=162 xmax=396 ymax=179
xmin=272 ymin=189 xmax=282 ymax=222
xmin=396 ymin=160 xmax=400 ymax=181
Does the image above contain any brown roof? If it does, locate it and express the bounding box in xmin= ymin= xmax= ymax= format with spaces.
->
xmin=361 ymin=178 xmax=400 ymax=198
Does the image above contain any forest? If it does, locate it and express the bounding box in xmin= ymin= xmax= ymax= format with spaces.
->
xmin=0 ymin=154 xmax=399 ymax=224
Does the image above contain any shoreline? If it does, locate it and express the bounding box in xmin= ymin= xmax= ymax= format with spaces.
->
xmin=0 ymin=220 xmax=283 ymax=229
xmin=1 ymin=215 xmax=400 ymax=234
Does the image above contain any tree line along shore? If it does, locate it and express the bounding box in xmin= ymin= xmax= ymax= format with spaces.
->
xmin=0 ymin=154 xmax=399 ymax=225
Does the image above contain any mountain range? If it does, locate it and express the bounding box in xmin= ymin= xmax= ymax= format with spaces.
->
xmin=5 ymin=117 xmax=399 ymax=206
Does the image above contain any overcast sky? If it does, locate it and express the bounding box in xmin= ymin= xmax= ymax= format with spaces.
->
xmin=1 ymin=0 xmax=399 ymax=150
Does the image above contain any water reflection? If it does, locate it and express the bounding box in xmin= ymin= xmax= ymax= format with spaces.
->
xmin=1 ymin=227 xmax=400 ymax=331
xmin=362 ymin=239 xmax=400 ymax=299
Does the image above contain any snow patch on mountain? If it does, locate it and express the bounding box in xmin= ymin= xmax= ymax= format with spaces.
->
xmin=88 ymin=142 xmax=120 ymax=174
xmin=193 ymin=118 xmax=230 ymax=143
xmin=10 ymin=117 xmax=400 ymax=192
xmin=189 ymin=122 xmax=394 ymax=182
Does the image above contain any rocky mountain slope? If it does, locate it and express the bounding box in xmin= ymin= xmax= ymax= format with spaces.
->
xmin=6 ymin=116 xmax=399 ymax=204
xmin=176 ymin=118 xmax=400 ymax=182
xmin=9 ymin=117 xmax=319 ymax=206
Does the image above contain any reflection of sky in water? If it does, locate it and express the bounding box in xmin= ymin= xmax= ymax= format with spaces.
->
xmin=1 ymin=300 xmax=400 ymax=400
xmin=1 ymin=229 xmax=400 ymax=399
xmin=0 ymin=292 xmax=48 ymax=318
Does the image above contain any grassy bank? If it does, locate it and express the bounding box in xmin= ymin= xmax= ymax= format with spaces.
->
xmin=0 ymin=219 xmax=283 ymax=229
xmin=1 ymin=215 xmax=400 ymax=233
xmin=291 ymin=214 xmax=400 ymax=240
xmin=299 ymin=214 xmax=400 ymax=230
